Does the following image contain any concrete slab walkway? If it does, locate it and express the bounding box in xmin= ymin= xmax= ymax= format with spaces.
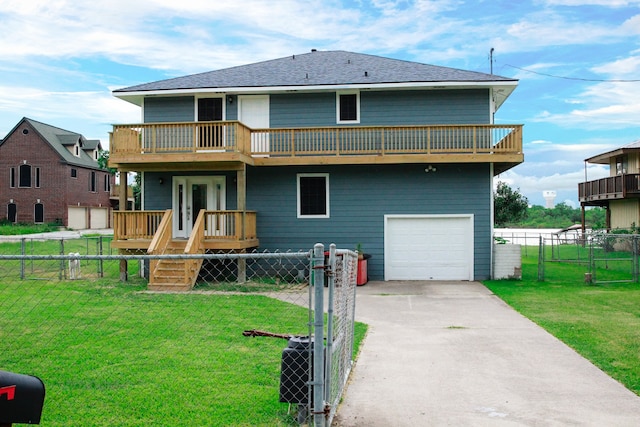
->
xmin=333 ymin=281 xmax=640 ymax=426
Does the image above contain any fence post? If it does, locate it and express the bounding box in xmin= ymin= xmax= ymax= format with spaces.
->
xmin=631 ymin=236 xmax=638 ymax=283
xmin=60 ymin=239 xmax=65 ymax=280
xmin=98 ymin=237 xmax=104 ymax=278
xmin=312 ymin=243 xmax=326 ymax=427
xmin=20 ymin=238 xmax=25 ymax=280
xmin=537 ymin=236 xmax=544 ymax=281
xmin=589 ymin=239 xmax=596 ymax=283
xmin=324 ymin=244 xmax=336 ymax=407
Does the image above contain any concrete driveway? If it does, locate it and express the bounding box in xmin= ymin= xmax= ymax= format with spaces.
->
xmin=333 ymin=281 xmax=640 ymax=426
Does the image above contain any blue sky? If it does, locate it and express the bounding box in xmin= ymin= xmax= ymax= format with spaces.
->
xmin=1 ymin=0 xmax=639 ymax=207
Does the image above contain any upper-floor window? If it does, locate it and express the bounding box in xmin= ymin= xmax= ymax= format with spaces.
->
xmin=104 ymin=174 xmax=111 ymax=192
xmin=71 ymin=168 xmax=77 ymax=178
xmin=616 ymin=156 xmax=628 ymax=175
xmin=337 ymin=92 xmax=360 ymax=123
xmin=19 ymin=164 xmax=31 ymax=187
xmin=198 ymin=98 xmax=223 ymax=121
xmin=297 ymin=173 xmax=330 ymax=218
xmin=35 ymin=167 xmax=40 ymax=188
xmin=90 ymin=171 xmax=96 ymax=192
xmin=74 ymin=144 xmax=80 ymax=157
xmin=9 ymin=168 xmax=15 ymax=188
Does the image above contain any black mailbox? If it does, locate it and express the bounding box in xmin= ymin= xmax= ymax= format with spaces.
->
xmin=0 ymin=370 xmax=45 ymax=425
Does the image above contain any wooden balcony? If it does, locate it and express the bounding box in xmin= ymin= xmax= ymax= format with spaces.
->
xmin=579 ymin=174 xmax=640 ymax=205
xmin=108 ymin=121 xmax=523 ymax=172
xmin=111 ymin=210 xmax=259 ymax=251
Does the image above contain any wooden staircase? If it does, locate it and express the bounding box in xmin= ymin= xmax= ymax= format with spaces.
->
xmin=147 ymin=210 xmax=205 ymax=292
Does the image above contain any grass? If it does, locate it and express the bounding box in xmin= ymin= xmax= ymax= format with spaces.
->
xmin=0 ymin=222 xmax=64 ymax=235
xmin=1 ymin=278 xmax=367 ymax=426
xmin=484 ymin=248 xmax=640 ymax=396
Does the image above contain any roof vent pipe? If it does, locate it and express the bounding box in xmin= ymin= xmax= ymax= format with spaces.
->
xmin=364 ymin=71 xmax=368 ymax=77
xmin=311 ymin=49 xmax=317 ymax=52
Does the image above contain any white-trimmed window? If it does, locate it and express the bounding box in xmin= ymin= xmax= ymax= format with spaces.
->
xmin=297 ymin=173 xmax=330 ymax=218
xmin=336 ymin=91 xmax=360 ymax=123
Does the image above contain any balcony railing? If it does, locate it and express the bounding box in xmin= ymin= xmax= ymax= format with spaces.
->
xmin=109 ymin=121 xmax=522 ymax=162
xmin=579 ymin=174 xmax=640 ymax=203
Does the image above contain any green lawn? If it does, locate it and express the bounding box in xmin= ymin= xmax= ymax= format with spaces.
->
xmin=0 ymin=222 xmax=63 ymax=235
xmin=484 ymin=249 xmax=640 ymax=396
xmin=0 ymin=279 xmax=367 ymax=426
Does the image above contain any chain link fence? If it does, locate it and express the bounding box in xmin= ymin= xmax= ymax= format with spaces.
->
xmin=0 ymin=236 xmax=358 ymax=426
xmin=538 ymin=231 xmax=640 ymax=284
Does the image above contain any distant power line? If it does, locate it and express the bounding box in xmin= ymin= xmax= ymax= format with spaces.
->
xmin=503 ymin=64 xmax=640 ymax=82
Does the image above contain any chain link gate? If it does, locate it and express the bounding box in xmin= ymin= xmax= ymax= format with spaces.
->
xmin=0 ymin=241 xmax=358 ymax=426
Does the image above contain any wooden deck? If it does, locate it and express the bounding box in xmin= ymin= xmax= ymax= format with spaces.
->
xmin=111 ymin=210 xmax=259 ymax=251
xmin=108 ymin=121 xmax=523 ymax=172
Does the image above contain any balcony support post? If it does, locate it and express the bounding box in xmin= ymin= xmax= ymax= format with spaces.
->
xmin=118 ymin=169 xmax=128 ymax=282
xmin=237 ymin=165 xmax=247 ymax=283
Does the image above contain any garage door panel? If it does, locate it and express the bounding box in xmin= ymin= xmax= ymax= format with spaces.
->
xmin=385 ymin=215 xmax=473 ymax=281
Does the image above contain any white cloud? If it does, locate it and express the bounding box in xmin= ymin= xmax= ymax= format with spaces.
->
xmin=0 ymin=85 xmax=139 ymax=143
xmin=543 ymin=0 xmax=640 ymax=6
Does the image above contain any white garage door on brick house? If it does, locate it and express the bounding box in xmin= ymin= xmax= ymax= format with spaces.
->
xmin=384 ymin=214 xmax=474 ymax=281
xmin=68 ymin=207 xmax=87 ymax=230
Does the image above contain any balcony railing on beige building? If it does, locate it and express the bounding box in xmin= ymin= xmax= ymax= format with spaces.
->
xmin=579 ymin=174 xmax=640 ymax=204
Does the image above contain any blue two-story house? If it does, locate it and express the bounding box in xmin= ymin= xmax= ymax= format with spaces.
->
xmin=109 ymin=50 xmax=523 ymax=290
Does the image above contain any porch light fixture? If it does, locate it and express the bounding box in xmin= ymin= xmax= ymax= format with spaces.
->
xmin=158 ymin=178 xmax=163 ymax=185
xmin=227 ymin=96 xmax=233 ymax=104
xmin=424 ymin=165 xmax=437 ymax=173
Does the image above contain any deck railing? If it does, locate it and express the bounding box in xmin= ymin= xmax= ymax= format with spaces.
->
xmin=579 ymin=174 xmax=640 ymax=202
xmin=111 ymin=121 xmax=252 ymax=154
xmin=110 ymin=122 xmax=522 ymax=159
xmin=113 ymin=210 xmax=166 ymax=241
xmin=113 ymin=210 xmax=257 ymax=243
xmin=203 ymin=210 xmax=257 ymax=240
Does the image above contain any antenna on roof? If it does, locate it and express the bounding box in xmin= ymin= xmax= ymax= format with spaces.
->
xmin=489 ymin=47 xmax=495 ymax=74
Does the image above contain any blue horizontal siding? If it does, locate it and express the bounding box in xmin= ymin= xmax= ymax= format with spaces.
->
xmin=246 ymin=164 xmax=492 ymax=280
xmin=144 ymin=97 xmax=194 ymax=123
xmin=141 ymin=90 xmax=490 ymax=127
xmin=360 ymin=89 xmax=490 ymax=125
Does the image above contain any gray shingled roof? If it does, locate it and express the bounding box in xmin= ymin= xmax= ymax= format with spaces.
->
xmin=115 ymin=50 xmax=516 ymax=93
xmin=15 ymin=118 xmax=104 ymax=169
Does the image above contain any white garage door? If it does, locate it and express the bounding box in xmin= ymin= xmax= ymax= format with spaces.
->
xmin=384 ymin=215 xmax=474 ymax=281
xmin=90 ymin=207 xmax=108 ymax=229
xmin=68 ymin=207 xmax=87 ymax=230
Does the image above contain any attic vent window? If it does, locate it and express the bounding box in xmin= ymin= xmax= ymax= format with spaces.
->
xmin=22 ymin=129 xmax=29 ymax=135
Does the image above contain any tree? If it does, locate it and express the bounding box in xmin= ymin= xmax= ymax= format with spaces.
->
xmin=97 ymin=150 xmax=117 ymax=175
xmin=494 ymin=181 xmax=528 ymax=227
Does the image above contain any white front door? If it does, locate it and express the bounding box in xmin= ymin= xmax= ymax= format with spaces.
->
xmin=238 ymin=95 xmax=270 ymax=156
xmin=173 ymin=176 xmax=226 ymax=238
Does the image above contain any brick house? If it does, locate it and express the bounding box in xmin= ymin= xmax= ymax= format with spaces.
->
xmin=0 ymin=117 xmax=112 ymax=228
